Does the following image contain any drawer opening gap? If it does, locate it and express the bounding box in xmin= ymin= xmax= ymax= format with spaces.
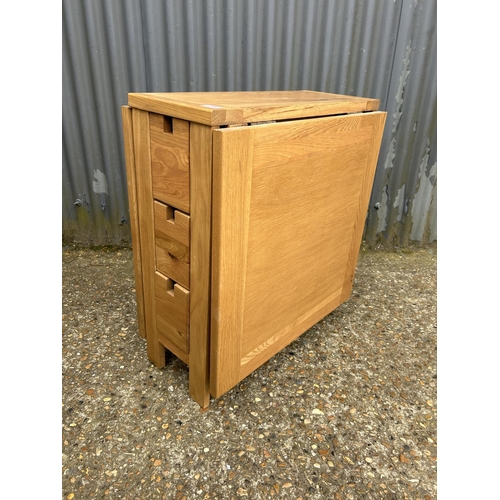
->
xmin=165 ymin=277 xmax=176 ymax=296
xmin=165 ymin=204 xmax=175 ymax=221
xmin=163 ymin=115 xmax=173 ymax=134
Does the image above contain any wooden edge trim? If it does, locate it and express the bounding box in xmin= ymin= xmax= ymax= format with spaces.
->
xmin=210 ymin=127 xmax=254 ymax=398
xmin=132 ymin=108 xmax=166 ymax=368
xmin=188 ymin=123 xmax=214 ymax=408
xmin=121 ymin=106 xmax=147 ymax=339
xmin=129 ymin=94 xmax=214 ymax=126
xmin=341 ymin=111 xmax=387 ymax=302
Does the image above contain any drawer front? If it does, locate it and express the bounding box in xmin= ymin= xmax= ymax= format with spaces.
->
xmin=154 ymin=200 xmax=190 ymax=247
xmin=155 ymin=244 xmax=189 ymax=289
xmin=150 ymin=113 xmax=190 ymax=213
xmin=154 ymin=199 xmax=190 ymax=289
xmin=155 ymin=272 xmax=190 ymax=353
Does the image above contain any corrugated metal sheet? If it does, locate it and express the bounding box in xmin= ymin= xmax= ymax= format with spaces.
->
xmin=62 ymin=0 xmax=436 ymax=247
xmin=365 ymin=0 xmax=437 ymax=246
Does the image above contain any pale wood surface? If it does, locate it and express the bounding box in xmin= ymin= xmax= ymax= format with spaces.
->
xmin=129 ymin=91 xmax=380 ymax=126
xmin=150 ymin=113 xmax=190 ymax=213
xmin=211 ymin=111 xmax=386 ymax=398
xmin=155 ymin=272 xmax=190 ymax=354
xmin=121 ymin=106 xmax=146 ymax=339
xmin=132 ymin=108 xmax=165 ymax=367
xmin=188 ymin=123 xmax=214 ymax=408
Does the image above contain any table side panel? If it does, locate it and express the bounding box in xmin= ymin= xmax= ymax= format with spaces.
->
xmin=211 ymin=112 xmax=386 ymax=398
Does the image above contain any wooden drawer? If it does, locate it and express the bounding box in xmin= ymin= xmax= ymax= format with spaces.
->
xmin=150 ymin=113 xmax=190 ymax=213
xmin=155 ymin=272 xmax=190 ymax=354
xmin=154 ymin=200 xmax=190 ymax=289
xmin=154 ymin=199 xmax=190 ymax=246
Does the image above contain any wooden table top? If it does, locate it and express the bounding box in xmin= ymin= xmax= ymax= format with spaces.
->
xmin=128 ymin=90 xmax=380 ymax=126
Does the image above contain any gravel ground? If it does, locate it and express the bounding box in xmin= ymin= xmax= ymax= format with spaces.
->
xmin=62 ymin=245 xmax=437 ymax=500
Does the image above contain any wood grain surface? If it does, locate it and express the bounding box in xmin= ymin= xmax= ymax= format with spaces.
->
xmin=211 ymin=111 xmax=386 ymax=397
xmin=129 ymin=91 xmax=380 ymax=126
xmin=150 ymin=113 xmax=190 ymax=213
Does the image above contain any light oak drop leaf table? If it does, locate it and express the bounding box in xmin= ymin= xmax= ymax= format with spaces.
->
xmin=121 ymin=91 xmax=386 ymax=408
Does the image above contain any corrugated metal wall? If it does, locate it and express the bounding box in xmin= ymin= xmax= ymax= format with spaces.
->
xmin=62 ymin=0 xmax=436 ymax=247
